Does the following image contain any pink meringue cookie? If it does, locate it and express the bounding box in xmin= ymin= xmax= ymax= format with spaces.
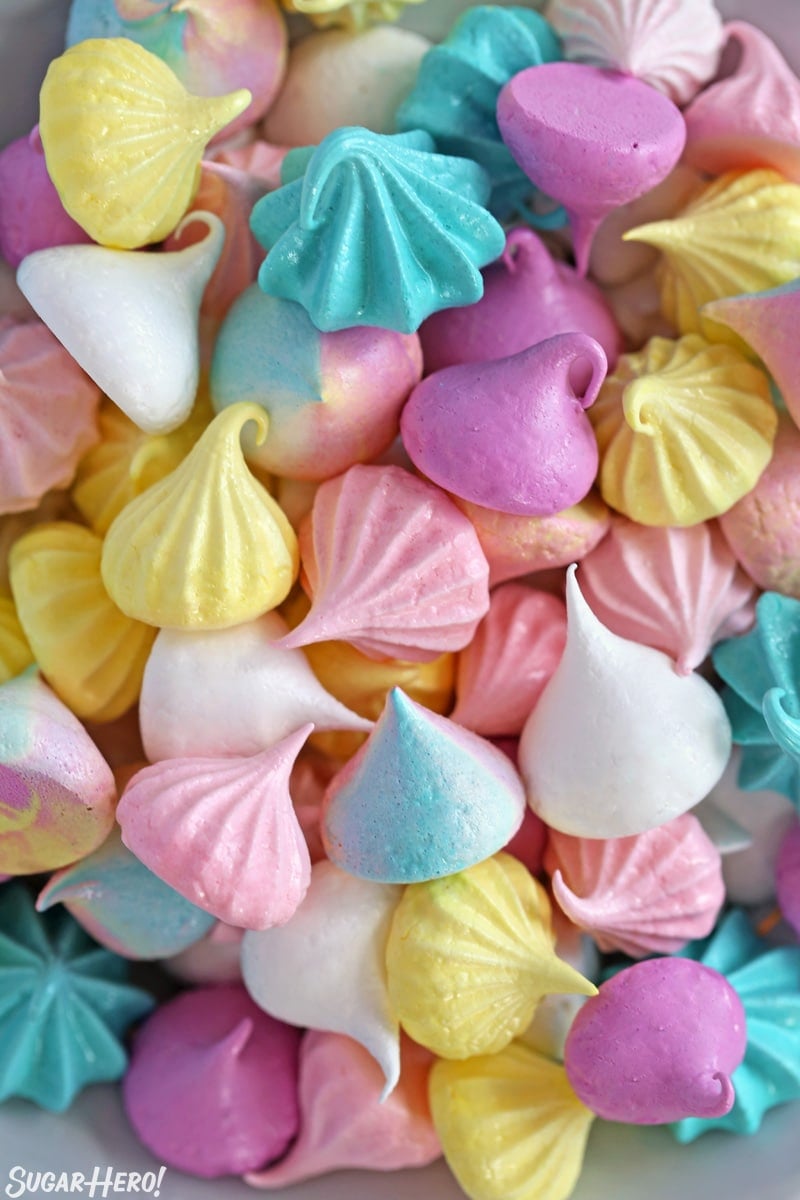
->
xmin=683 ymin=22 xmax=800 ymax=183
xmin=117 ymin=727 xmax=313 ymax=930
xmin=276 ymin=465 xmax=490 ymax=661
xmin=241 ymin=860 xmax=402 ymax=1094
xmin=719 ymin=413 xmax=800 ymax=596
xmin=0 ymin=317 xmax=101 ymax=515
xmin=401 ymin=335 xmax=605 ymax=517
xmin=564 ymin=957 xmax=746 ymax=1124
xmin=579 ymin=516 xmax=756 ymax=674
xmin=545 ymin=814 xmax=725 ymax=958
xmin=246 ymin=1032 xmax=440 ymax=1188
xmin=162 ymin=922 xmax=244 ymax=985
xmin=504 ymin=805 xmax=548 ymax=878
xmin=289 ymin=749 xmax=339 ymax=864
xmin=123 ymin=985 xmax=301 ymax=1178
xmin=451 ymin=584 xmax=567 ymax=737
xmin=419 ymin=229 xmax=621 ymax=375
xmin=212 ymin=139 xmax=289 ymax=190
xmin=456 ymin=491 xmax=611 ymax=587
xmin=497 ymin=63 xmax=686 ymax=274
xmin=139 ymin=610 xmax=372 ymax=761
xmin=546 ymin=0 xmax=723 ymax=105
xmin=776 ymin=821 xmax=800 ymax=938
xmin=0 ymin=130 xmax=92 ymax=268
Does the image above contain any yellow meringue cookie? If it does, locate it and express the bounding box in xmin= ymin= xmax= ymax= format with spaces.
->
xmin=0 ymin=589 xmax=33 ymax=685
xmin=429 ymin=1042 xmax=595 ymax=1200
xmin=385 ymin=853 xmax=596 ymax=1061
xmin=281 ymin=0 xmax=427 ymax=31
xmin=39 ymin=38 xmax=251 ymax=248
xmin=625 ymin=170 xmax=800 ymax=345
xmin=8 ymin=522 xmax=155 ymax=721
xmin=101 ymin=403 xmax=299 ymax=630
xmin=591 ymin=334 xmax=777 ymax=526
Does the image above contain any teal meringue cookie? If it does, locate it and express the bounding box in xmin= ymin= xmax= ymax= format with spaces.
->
xmin=713 ymin=591 xmax=800 ymax=807
xmin=395 ymin=5 xmax=564 ymax=223
xmin=251 ymin=127 xmax=506 ymax=334
xmin=321 ymin=688 xmax=525 ymax=883
xmin=36 ymin=828 xmax=216 ymax=960
xmin=672 ymin=908 xmax=800 ymax=1141
xmin=0 ymin=883 xmax=154 ymax=1111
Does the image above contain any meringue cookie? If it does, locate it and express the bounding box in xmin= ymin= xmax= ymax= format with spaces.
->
xmin=0 ymin=590 xmax=32 ymax=686
xmin=0 ymin=131 xmax=92 ymax=268
xmin=161 ymin=922 xmax=244 ymax=986
xmin=776 ymin=821 xmax=800 ymax=938
xmin=322 ymin=689 xmax=526 ymax=882
xmin=241 ymin=860 xmax=402 ymax=1094
xmin=519 ymin=567 xmax=732 ymax=837
xmin=139 ymin=610 xmax=371 ymax=761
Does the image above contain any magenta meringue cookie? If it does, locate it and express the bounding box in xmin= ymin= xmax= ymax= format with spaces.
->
xmin=401 ymin=335 xmax=605 ymax=517
xmin=419 ymin=229 xmax=621 ymax=374
xmin=776 ymin=821 xmax=800 ymax=938
xmin=0 ymin=130 xmax=92 ymax=268
xmin=123 ymin=985 xmax=301 ymax=1178
xmin=563 ymin=957 xmax=746 ymax=1124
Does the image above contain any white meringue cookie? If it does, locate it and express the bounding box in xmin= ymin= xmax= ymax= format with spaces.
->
xmin=139 ymin=610 xmax=372 ymax=761
xmin=241 ymin=860 xmax=402 ymax=1096
xmin=518 ymin=566 xmax=732 ymax=837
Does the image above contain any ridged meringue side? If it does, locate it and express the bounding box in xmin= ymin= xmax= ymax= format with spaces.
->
xmin=277 ymin=465 xmax=490 ymax=661
xmin=101 ymin=403 xmax=299 ymax=629
xmin=579 ymin=516 xmax=756 ymax=673
xmin=546 ymin=0 xmax=723 ymax=105
xmin=117 ymin=728 xmax=313 ymax=930
xmin=241 ymin=860 xmax=402 ymax=1095
xmin=545 ymin=814 xmax=725 ymax=958
xmin=590 ymin=335 xmax=776 ymax=526
xmin=451 ymin=584 xmax=566 ymax=737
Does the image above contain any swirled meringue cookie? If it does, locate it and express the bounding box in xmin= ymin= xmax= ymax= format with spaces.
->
xmin=590 ymin=335 xmax=776 ymax=526
xmin=579 ymin=516 xmax=756 ymax=673
xmin=546 ymin=0 xmax=723 ymax=105
xmin=322 ymin=689 xmax=526 ymax=882
xmin=519 ymin=567 xmax=731 ymax=837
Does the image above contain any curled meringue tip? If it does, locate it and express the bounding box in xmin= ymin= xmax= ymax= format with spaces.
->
xmin=704 ymin=1070 xmax=736 ymax=1117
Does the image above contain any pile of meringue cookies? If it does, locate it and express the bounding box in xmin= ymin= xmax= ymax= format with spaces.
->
xmin=3 ymin=0 xmax=800 ymax=1197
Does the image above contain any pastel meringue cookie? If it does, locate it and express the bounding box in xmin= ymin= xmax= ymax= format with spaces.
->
xmin=0 ymin=671 xmax=116 ymax=875
xmin=545 ymin=814 xmax=725 ymax=958
xmin=0 ymin=317 xmax=101 ymax=515
xmin=719 ymin=413 xmax=800 ymax=596
xmin=117 ymin=728 xmax=312 ymax=930
xmin=241 ymin=860 xmax=402 ymax=1093
xmin=579 ymin=516 xmax=756 ymax=673
xmin=457 ymin=490 xmax=611 ymax=587
xmin=519 ymin=906 xmax=600 ymax=1062
xmin=139 ymin=610 xmax=371 ymax=761
xmin=210 ymin=286 xmax=422 ymax=480
xmin=38 ymin=38 xmax=251 ymax=249
xmin=497 ymin=62 xmax=686 ymax=274
xmin=17 ymin=213 xmax=224 ymax=435
xmin=161 ymin=921 xmax=244 ymax=986
xmin=546 ymin=0 xmax=723 ymax=106
xmin=564 ymin=957 xmax=746 ymax=1124
xmin=246 ymin=1032 xmax=440 ymax=1188
xmin=123 ymin=985 xmax=301 ymax=1178
xmin=519 ymin=567 xmax=732 ymax=838
xmin=401 ymin=334 xmax=605 ymax=517
xmin=262 ymin=26 xmax=430 ymax=145
xmin=420 ymin=229 xmax=621 ymax=375
xmin=0 ymin=590 xmax=33 ymax=686
xmin=385 ymin=853 xmax=595 ymax=1060
xmin=682 ymin=22 xmax=800 ymax=183
xmin=0 ymin=131 xmax=92 ymax=268
xmin=276 ymin=465 xmax=490 ymax=661
xmin=590 ymin=334 xmax=777 ymax=526
xmin=279 ymin=0 xmax=426 ymax=31
xmin=66 ymin=0 xmax=287 ymax=139
xmin=451 ymin=584 xmax=566 ymax=738
xmin=36 ymin=827 xmax=215 ymax=959
xmin=213 ymin=139 xmax=289 ymax=191
xmin=624 ymin=170 xmax=800 ymax=344
xmin=322 ymin=688 xmax=526 ymax=882
xmin=251 ymin=128 xmax=505 ymax=334
xmin=776 ymin=821 xmax=800 ymax=938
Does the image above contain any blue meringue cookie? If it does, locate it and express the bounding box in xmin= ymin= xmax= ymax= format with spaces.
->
xmin=0 ymin=884 xmax=154 ymax=1111
xmin=251 ymin=127 xmax=506 ymax=334
xmin=395 ymin=5 xmax=564 ymax=222
xmin=672 ymin=909 xmax=800 ymax=1141
xmin=713 ymin=591 xmax=800 ymax=807
xmin=322 ymin=688 xmax=525 ymax=883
